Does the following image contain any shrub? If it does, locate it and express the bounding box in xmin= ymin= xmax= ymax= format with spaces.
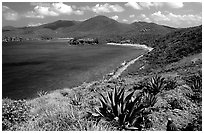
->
xmin=96 ymin=86 xmax=157 ymax=130
xmin=2 ymin=99 xmax=31 ymax=130
xmin=185 ymin=71 xmax=202 ymax=103
xmin=164 ymin=78 xmax=178 ymax=91
xmin=145 ymin=75 xmax=166 ymax=95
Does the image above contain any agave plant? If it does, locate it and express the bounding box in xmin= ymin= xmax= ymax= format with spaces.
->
xmin=37 ymin=90 xmax=48 ymax=97
xmin=185 ymin=71 xmax=202 ymax=103
xmin=96 ymin=86 xmax=157 ymax=130
xmin=146 ymin=75 xmax=166 ymax=95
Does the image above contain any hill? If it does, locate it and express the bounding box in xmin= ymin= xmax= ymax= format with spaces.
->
xmin=2 ymin=15 xmax=176 ymax=43
xmin=39 ymin=20 xmax=80 ymax=30
xmin=145 ymin=25 xmax=202 ymax=67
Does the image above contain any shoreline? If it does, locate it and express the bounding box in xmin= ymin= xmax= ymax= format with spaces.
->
xmin=106 ymin=42 xmax=153 ymax=51
xmin=106 ymin=43 xmax=153 ymax=80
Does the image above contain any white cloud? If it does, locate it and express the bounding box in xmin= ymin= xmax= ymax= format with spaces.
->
xmin=2 ymin=6 xmax=10 ymax=12
xmin=92 ymin=3 xmax=124 ymax=13
xmin=74 ymin=10 xmax=84 ymax=15
xmin=151 ymin=11 xmax=202 ymax=27
xmin=109 ymin=4 xmax=124 ymax=12
xmin=139 ymin=2 xmax=163 ymax=9
xmin=110 ymin=15 xmax=119 ymax=20
xmin=27 ymin=22 xmax=45 ymax=27
xmin=79 ymin=6 xmax=92 ymax=11
xmin=34 ymin=6 xmax=59 ymax=16
xmin=151 ymin=11 xmax=170 ymax=21
xmin=125 ymin=2 xmax=142 ymax=10
xmin=30 ymin=2 xmax=84 ymax=18
xmin=125 ymin=2 xmax=183 ymax=10
xmin=24 ymin=11 xmax=44 ymax=19
xmin=129 ymin=14 xmax=135 ymax=18
xmin=52 ymin=2 xmax=73 ymax=14
xmin=2 ymin=6 xmax=19 ymax=21
xmin=122 ymin=19 xmax=128 ymax=22
xmin=3 ymin=12 xmax=19 ymax=21
xmin=166 ymin=2 xmax=184 ymax=8
xmin=30 ymin=2 xmax=51 ymax=7
xmin=135 ymin=14 xmax=152 ymax=23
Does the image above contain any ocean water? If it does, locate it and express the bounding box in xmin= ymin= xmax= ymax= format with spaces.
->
xmin=2 ymin=41 xmax=146 ymax=99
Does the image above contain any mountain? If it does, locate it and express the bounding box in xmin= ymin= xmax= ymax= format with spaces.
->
xmin=39 ymin=20 xmax=80 ymax=30
xmin=59 ymin=15 xmax=134 ymax=34
xmin=2 ymin=15 xmax=177 ymax=43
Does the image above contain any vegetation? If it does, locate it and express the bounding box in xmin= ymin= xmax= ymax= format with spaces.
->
xmin=145 ymin=25 xmax=202 ymax=67
xmin=2 ymin=99 xmax=31 ymax=130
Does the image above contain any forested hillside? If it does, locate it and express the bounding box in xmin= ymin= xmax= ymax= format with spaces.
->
xmin=145 ymin=25 xmax=202 ymax=67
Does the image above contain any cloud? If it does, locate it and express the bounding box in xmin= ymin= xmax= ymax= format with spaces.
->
xmin=139 ymin=2 xmax=163 ymax=9
xmin=52 ymin=2 xmax=73 ymax=14
xmin=125 ymin=2 xmax=142 ymax=10
xmin=30 ymin=2 xmax=51 ymax=7
xmin=28 ymin=2 xmax=84 ymax=18
xmin=74 ymin=10 xmax=84 ymax=15
xmin=110 ymin=15 xmax=119 ymax=20
xmin=129 ymin=14 xmax=135 ymax=18
xmin=24 ymin=11 xmax=44 ymax=19
xmin=79 ymin=6 xmax=92 ymax=11
xmin=92 ymin=3 xmax=124 ymax=13
xmin=136 ymin=14 xmax=152 ymax=23
xmin=2 ymin=6 xmax=19 ymax=21
xmin=151 ymin=11 xmax=170 ymax=21
xmin=151 ymin=11 xmax=202 ymax=27
xmin=34 ymin=6 xmax=59 ymax=16
xmin=2 ymin=6 xmax=10 ymax=12
xmin=122 ymin=19 xmax=128 ymax=22
xmin=166 ymin=2 xmax=184 ymax=8
xmin=27 ymin=22 xmax=45 ymax=27
xmin=125 ymin=2 xmax=184 ymax=10
xmin=3 ymin=12 xmax=19 ymax=21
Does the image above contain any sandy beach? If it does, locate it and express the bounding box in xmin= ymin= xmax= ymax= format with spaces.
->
xmin=106 ymin=42 xmax=153 ymax=51
xmin=106 ymin=43 xmax=153 ymax=80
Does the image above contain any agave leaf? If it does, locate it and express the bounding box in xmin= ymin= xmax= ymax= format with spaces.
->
xmin=124 ymin=91 xmax=135 ymax=103
xmin=99 ymin=93 xmax=108 ymax=104
xmin=120 ymin=90 xmax=125 ymax=114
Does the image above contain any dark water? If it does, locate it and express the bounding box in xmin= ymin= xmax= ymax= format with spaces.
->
xmin=2 ymin=41 xmax=146 ymax=100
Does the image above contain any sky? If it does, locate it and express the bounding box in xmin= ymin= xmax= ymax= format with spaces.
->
xmin=2 ymin=1 xmax=202 ymax=28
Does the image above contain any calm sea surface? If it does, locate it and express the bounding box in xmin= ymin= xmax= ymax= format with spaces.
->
xmin=2 ymin=41 xmax=146 ymax=99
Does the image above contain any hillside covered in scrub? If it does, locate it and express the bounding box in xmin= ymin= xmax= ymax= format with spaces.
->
xmin=2 ymin=25 xmax=202 ymax=131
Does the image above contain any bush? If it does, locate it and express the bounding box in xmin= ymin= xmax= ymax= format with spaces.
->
xmin=2 ymin=99 xmax=31 ymax=130
xmin=164 ymin=78 xmax=178 ymax=91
